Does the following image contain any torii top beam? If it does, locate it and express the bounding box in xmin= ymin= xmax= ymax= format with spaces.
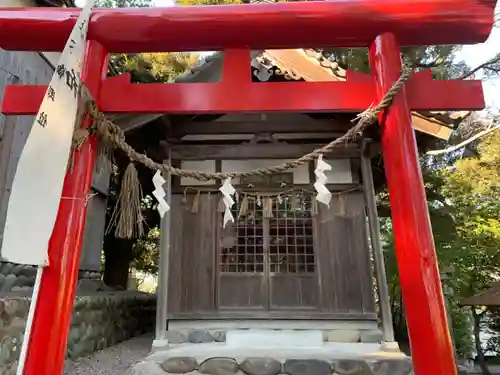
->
xmin=0 ymin=0 xmax=497 ymax=53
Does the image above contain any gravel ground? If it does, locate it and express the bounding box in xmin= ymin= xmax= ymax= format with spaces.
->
xmin=63 ymin=334 xmax=153 ymax=375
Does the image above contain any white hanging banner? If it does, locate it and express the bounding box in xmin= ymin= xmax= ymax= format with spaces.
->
xmin=152 ymin=170 xmax=170 ymax=218
xmin=314 ymin=154 xmax=332 ymax=206
xmin=219 ymin=178 xmax=236 ymax=228
xmin=0 ymin=0 xmax=94 ymax=266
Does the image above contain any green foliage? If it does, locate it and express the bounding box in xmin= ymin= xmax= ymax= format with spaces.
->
xmin=132 ymin=227 xmax=160 ymax=274
xmin=321 ymin=45 xmax=464 ymax=76
xmin=110 ymin=52 xmax=198 ymax=83
xmin=382 ymin=126 xmax=500 ymax=358
xmin=94 ymin=0 xmax=150 ymax=7
xmin=94 ymin=0 xmax=199 ymax=83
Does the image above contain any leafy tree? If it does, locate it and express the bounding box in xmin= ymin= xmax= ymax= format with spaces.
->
xmin=381 ymin=119 xmax=500 ymax=363
xmin=110 ymin=52 xmax=198 ymax=83
xmin=132 ymin=226 xmax=160 ymax=275
xmin=93 ymin=0 xmax=150 ymax=7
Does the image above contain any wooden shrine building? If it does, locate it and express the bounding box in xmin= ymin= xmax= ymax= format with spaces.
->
xmin=115 ymin=49 xmax=460 ymax=349
xmin=1 ymin=0 xmax=494 ymax=372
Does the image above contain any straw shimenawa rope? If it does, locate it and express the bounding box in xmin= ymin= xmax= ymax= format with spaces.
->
xmin=82 ymin=63 xmax=413 ymax=182
xmin=75 ymin=63 xmax=412 ymax=238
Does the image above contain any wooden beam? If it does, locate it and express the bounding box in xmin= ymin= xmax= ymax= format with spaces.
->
xmin=0 ymin=1 xmax=494 ymax=52
xmin=172 ymin=120 xmax=347 ymax=135
xmin=170 ymin=142 xmax=361 ymax=160
xmin=2 ymin=74 xmax=485 ymax=115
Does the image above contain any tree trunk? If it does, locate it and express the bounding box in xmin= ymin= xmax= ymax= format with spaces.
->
xmin=473 ymin=309 xmax=492 ymax=375
xmin=103 ymin=234 xmax=134 ymax=289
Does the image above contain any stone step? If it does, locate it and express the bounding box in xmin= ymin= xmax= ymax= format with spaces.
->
xmin=132 ymin=343 xmax=412 ymax=375
xmin=132 ymin=353 xmax=413 ymax=375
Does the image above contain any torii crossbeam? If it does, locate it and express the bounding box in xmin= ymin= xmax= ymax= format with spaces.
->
xmin=0 ymin=1 xmax=497 ymax=375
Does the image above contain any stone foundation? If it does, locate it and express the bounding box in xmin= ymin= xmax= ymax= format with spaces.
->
xmin=132 ymin=352 xmax=413 ymax=375
xmin=0 ymin=291 xmax=156 ymax=375
xmin=166 ymin=328 xmax=383 ymax=344
xmin=0 ymin=261 xmax=102 ymax=294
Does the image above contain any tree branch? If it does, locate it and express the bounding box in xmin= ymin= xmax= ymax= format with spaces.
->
xmin=426 ymin=124 xmax=500 ymax=156
xmin=460 ymin=54 xmax=500 ymax=80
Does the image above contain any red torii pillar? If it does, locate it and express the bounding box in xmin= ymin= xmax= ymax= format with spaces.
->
xmin=0 ymin=2 xmax=496 ymax=375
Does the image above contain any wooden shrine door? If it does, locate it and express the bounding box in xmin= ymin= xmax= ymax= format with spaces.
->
xmin=218 ymin=191 xmax=318 ymax=311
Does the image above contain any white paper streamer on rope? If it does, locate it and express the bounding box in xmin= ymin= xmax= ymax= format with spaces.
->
xmin=219 ymin=178 xmax=236 ymax=227
xmin=314 ymin=155 xmax=332 ymax=206
xmin=152 ymin=170 xmax=170 ymax=218
xmin=0 ymin=0 xmax=94 ymax=266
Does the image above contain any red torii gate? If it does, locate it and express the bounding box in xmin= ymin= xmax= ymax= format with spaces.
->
xmin=0 ymin=1 xmax=496 ymax=374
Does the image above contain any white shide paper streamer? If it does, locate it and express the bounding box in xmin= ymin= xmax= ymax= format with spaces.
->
xmin=219 ymin=178 xmax=236 ymax=227
xmin=1 ymin=0 xmax=94 ymax=266
xmin=152 ymin=170 xmax=170 ymax=218
xmin=314 ymin=155 xmax=332 ymax=206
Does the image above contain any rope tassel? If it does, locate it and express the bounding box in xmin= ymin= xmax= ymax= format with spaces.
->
xmin=191 ymin=190 xmax=200 ymax=213
xmin=314 ymin=154 xmax=332 ymax=206
xmin=263 ymin=197 xmax=274 ymax=218
xmin=219 ymin=178 xmax=236 ymax=228
xmin=107 ymin=162 xmax=144 ymax=239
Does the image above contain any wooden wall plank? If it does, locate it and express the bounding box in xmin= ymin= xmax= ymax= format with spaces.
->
xmin=313 ymin=191 xmax=375 ymax=314
xmin=171 ymin=143 xmax=360 ymax=160
xmin=79 ymin=194 xmax=107 ymax=271
xmin=168 ymin=195 xmax=184 ymax=314
xmin=168 ymin=194 xmax=218 ymax=315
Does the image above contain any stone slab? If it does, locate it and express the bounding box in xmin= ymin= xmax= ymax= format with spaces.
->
xmin=226 ymin=330 xmax=323 ymax=348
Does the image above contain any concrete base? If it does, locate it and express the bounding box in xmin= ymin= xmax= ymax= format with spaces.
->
xmin=226 ymin=329 xmax=324 ymax=347
xmin=381 ymin=341 xmax=401 ymax=352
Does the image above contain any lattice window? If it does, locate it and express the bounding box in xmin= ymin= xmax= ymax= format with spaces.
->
xmin=220 ymin=196 xmax=265 ymax=273
xmin=269 ymin=193 xmax=315 ymax=274
xmin=219 ymin=192 xmax=315 ymax=274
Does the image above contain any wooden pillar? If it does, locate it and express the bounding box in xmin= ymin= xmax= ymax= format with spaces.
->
xmin=21 ymin=40 xmax=108 ymax=375
xmin=360 ymin=140 xmax=396 ymax=348
xmin=153 ymin=152 xmax=172 ymax=348
xmin=369 ymin=33 xmax=456 ymax=375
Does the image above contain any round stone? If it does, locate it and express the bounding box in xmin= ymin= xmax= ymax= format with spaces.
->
xmin=1 ymin=263 xmax=14 ymax=275
xmin=188 ymin=330 xmax=214 ymax=343
xmin=0 ymin=274 xmax=6 ymax=290
xmin=11 ymin=264 xmax=25 ymax=276
xmin=14 ymin=275 xmax=30 ymax=288
xmin=372 ymin=359 xmax=412 ymax=375
xmin=13 ymin=300 xmax=29 ymax=317
xmin=9 ymin=317 xmax=26 ymax=330
xmin=0 ymin=338 xmax=13 ymax=365
xmin=240 ymin=358 xmax=281 ymax=375
xmin=211 ymin=330 xmax=227 ymax=343
xmin=199 ymin=358 xmax=239 ymax=375
xmin=4 ymin=300 xmax=19 ymax=316
xmin=160 ymin=357 xmax=198 ymax=373
xmin=1 ymin=275 xmax=17 ymax=293
xmin=332 ymin=360 xmax=372 ymax=375
xmin=283 ymin=360 xmax=331 ymax=375
xmin=18 ymin=266 xmax=36 ymax=278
